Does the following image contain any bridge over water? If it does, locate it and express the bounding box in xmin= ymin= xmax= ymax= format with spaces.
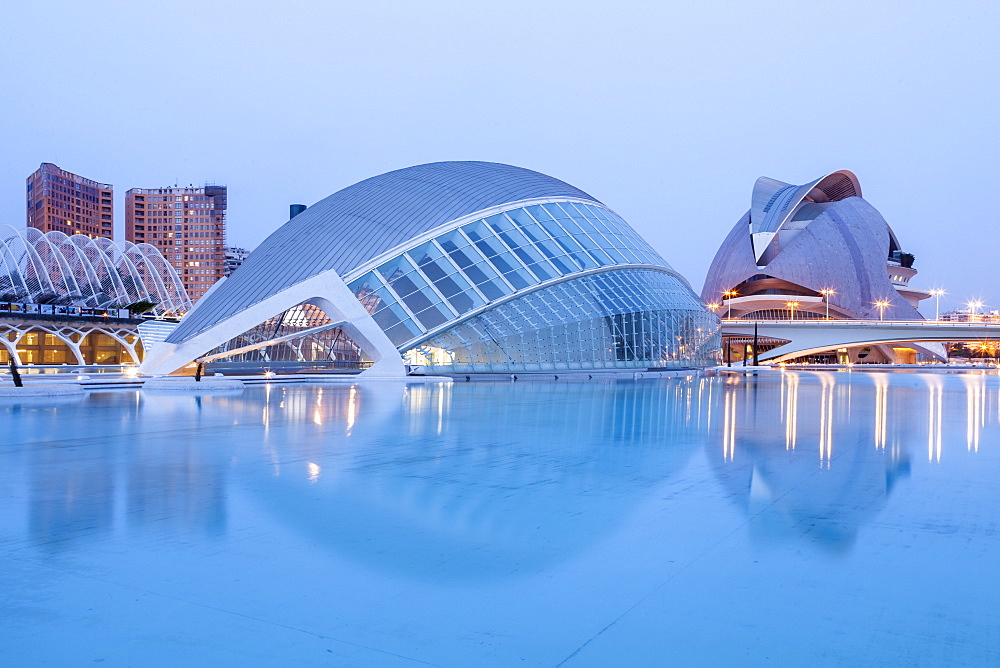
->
xmin=720 ymin=319 xmax=1000 ymax=362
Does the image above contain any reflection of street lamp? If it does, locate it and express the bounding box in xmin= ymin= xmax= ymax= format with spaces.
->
xmin=929 ymin=288 xmax=946 ymax=320
xmin=874 ymin=299 xmax=890 ymax=321
xmin=967 ymin=299 xmax=985 ymax=322
xmin=819 ymin=288 xmax=836 ymax=320
xmin=786 ymin=301 xmax=800 ymax=321
xmin=722 ymin=290 xmax=737 ymax=319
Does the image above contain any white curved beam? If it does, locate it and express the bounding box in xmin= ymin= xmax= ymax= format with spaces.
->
xmin=141 ymin=267 xmax=404 ymax=377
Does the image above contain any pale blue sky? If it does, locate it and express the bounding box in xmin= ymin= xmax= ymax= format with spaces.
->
xmin=1 ymin=0 xmax=996 ymax=312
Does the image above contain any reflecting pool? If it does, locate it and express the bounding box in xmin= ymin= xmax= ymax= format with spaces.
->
xmin=2 ymin=370 xmax=1000 ymax=664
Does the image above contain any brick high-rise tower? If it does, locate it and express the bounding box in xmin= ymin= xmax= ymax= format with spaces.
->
xmin=26 ymin=163 xmax=114 ymax=239
xmin=125 ymin=185 xmax=227 ymax=301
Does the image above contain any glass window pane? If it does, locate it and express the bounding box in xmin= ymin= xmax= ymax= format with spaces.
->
xmin=506 ymin=208 xmax=535 ymax=228
xmin=526 ymin=262 xmax=555 ymax=282
xmin=414 ymin=303 xmax=451 ymax=330
xmin=503 ymin=269 xmax=532 ymax=290
xmin=542 ymin=203 xmax=570 ymax=219
xmin=376 ymin=255 xmax=415 ymax=283
xmin=485 ymin=213 xmax=515 ymax=232
xmin=525 ymin=204 xmax=554 ymax=222
xmin=436 ymin=230 xmax=470 ymax=253
xmin=477 ymin=280 xmax=508 ymax=301
xmin=407 ymin=241 xmax=445 ymax=266
xmin=384 ymin=319 xmax=422 ymax=345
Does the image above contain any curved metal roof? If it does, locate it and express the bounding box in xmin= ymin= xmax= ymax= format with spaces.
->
xmin=170 ymin=161 xmax=602 ymax=343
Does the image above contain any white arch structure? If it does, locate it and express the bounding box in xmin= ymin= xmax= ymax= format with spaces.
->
xmin=140 ymin=268 xmax=403 ymax=376
xmin=0 ymin=224 xmax=190 ymax=315
xmin=0 ymin=319 xmax=142 ymax=365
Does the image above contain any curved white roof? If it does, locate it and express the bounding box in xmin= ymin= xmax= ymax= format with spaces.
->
xmin=170 ymin=161 xmax=603 ymax=343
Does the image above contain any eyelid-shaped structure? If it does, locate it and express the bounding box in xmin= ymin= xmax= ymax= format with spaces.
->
xmin=0 ymin=224 xmax=190 ymax=315
xmin=142 ymin=161 xmax=719 ymax=376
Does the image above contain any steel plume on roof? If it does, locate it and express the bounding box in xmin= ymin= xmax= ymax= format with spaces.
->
xmin=0 ymin=224 xmax=191 ymax=315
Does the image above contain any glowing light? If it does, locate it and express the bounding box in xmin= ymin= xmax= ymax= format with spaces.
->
xmin=722 ymin=389 xmax=737 ymax=461
xmin=785 ymin=301 xmax=800 ymax=321
xmin=818 ymin=374 xmax=834 ymax=467
xmin=347 ymin=386 xmax=357 ymax=432
xmin=307 ymin=462 xmax=321 ymax=483
xmin=819 ymin=288 xmax=836 ymax=319
xmin=874 ymin=300 xmax=891 ymax=321
xmin=782 ymin=371 xmax=799 ymax=450
xmin=873 ymin=374 xmax=888 ymax=450
xmin=123 ymin=367 xmax=139 ymax=378
xmin=926 ymin=375 xmax=943 ymax=462
xmin=722 ymin=290 xmax=738 ymax=319
xmin=966 ymin=299 xmax=985 ymax=322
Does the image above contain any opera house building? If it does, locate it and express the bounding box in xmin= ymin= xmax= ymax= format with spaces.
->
xmin=702 ymin=170 xmax=937 ymax=363
xmin=142 ymin=161 xmax=719 ymax=376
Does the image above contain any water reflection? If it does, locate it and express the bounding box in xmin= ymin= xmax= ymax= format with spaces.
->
xmin=250 ymin=379 xmax=708 ymax=580
xmin=707 ymin=369 xmax=1000 ymax=552
xmin=9 ymin=369 xmax=1000 ymax=567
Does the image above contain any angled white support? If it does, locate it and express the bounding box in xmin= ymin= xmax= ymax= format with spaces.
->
xmin=139 ymin=268 xmax=405 ymax=377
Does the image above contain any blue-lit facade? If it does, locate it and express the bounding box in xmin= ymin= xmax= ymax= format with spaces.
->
xmin=150 ymin=162 xmax=718 ymax=376
xmin=346 ymin=199 xmax=716 ymax=372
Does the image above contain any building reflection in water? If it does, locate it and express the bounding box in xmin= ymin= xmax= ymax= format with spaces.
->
xmin=245 ymin=378 xmax=710 ymax=581
xmin=708 ymin=369 xmax=1000 ymax=552
xmin=16 ymin=368 xmax=1000 ymax=564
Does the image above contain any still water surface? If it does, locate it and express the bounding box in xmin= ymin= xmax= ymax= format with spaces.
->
xmin=1 ymin=370 xmax=999 ymax=665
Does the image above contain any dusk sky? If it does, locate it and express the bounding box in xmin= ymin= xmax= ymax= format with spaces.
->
xmin=2 ymin=1 xmax=997 ymax=313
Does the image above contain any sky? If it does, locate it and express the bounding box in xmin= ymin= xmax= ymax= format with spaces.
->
xmin=1 ymin=0 xmax=997 ymax=313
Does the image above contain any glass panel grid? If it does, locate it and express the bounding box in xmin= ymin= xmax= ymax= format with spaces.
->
xmin=352 ymin=200 xmax=682 ymax=346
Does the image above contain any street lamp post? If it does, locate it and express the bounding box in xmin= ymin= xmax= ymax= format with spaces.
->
xmin=930 ymin=288 xmax=946 ymax=320
xmin=786 ymin=301 xmax=799 ymax=321
xmin=875 ymin=300 xmax=890 ymax=321
xmin=820 ymin=288 xmax=835 ymax=320
xmin=967 ymin=299 xmax=984 ymax=323
xmin=723 ymin=290 xmax=737 ymax=319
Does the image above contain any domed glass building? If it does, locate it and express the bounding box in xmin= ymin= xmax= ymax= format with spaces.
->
xmin=142 ymin=162 xmax=718 ymax=376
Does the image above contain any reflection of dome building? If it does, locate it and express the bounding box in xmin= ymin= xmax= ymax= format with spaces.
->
xmin=702 ymin=171 xmax=935 ymax=363
xmin=144 ymin=162 xmax=718 ymax=376
xmin=240 ymin=381 xmax=703 ymax=580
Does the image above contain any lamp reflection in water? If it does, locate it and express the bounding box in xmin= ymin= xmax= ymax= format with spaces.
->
xmin=873 ymin=373 xmax=889 ymax=451
xmin=722 ymin=382 xmax=738 ymax=462
xmin=709 ymin=371 xmax=914 ymax=552
xmin=818 ymin=373 xmax=835 ymax=468
xmin=245 ymin=379 xmax=704 ymax=581
xmin=781 ymin=371 xmax=799 ymax=450
xmin=926 ymin=374 xmax=943 ymax=462
xmin=961 ymin=373 xmax=986 ymax=452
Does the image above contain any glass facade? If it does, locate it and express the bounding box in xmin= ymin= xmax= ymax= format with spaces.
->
xmin=203 ymin=302 xmax=364 ymax=366
xmin=344 ymin=200 xmax=719 ymax=372
xmin=404 ymin=270 xmax=719 ymax=373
